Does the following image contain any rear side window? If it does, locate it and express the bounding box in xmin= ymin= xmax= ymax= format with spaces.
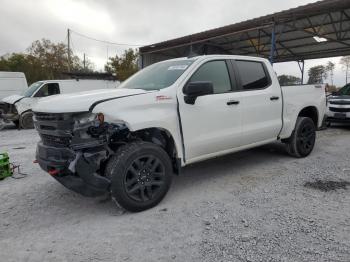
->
xmin=190 ymin=60 xmax=232 ymax=94
xmin=34 ymin=83 xmax=60 ymax=97
xmin=236 ymin=61 xmax=270 ymax=90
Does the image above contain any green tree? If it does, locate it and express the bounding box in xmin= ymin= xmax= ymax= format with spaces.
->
xmin=307 ymin=65 xmax=327 ymax=84
xmin=0 ymin=39 xmax=93 ymax=84
xmin=278 ymin=75 xmax=301 ymax=85
xmin=27 ymin=39 xmax=90 ymax=78
xmin=105 ymin=49 xmax=139 ymax=81
xmin=0 ymin=53 xmax=47 ymax=84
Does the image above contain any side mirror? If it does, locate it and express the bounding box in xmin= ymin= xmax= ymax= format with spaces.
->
xmin=183 ymin=81 xmax=214 ymax=104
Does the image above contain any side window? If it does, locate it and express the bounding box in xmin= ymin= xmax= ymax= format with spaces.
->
xmin=34 ymin=83 xmax=60 ymax=97
xmin=236 ymin=61 xmax=270 ymax=90
xmin=190 ymin=60 xmax=232 ymax=94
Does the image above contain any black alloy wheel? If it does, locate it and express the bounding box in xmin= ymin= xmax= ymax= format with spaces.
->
xmin=286 ymin=117 xmax=316 ymax=158
xmin=124 ymin=155 xmax=166 ymax=202
xmin=106 ymin=141 xmax=173 ymax=212
xmin=296 ymin=121 xmax=316 ymax=156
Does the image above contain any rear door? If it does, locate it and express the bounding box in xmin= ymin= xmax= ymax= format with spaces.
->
xmin=178 ymin=59 xmax=242 ymax=162
xmin=232 ymin=60 xmax=282 ymax=145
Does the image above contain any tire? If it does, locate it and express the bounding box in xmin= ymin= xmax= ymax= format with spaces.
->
xmin=286 ymin=117 xmax=316 ymax=158
xmin=13 ymin=120 xmax=20 ymax=129
xmin=20 ymin=111 xmax=34 ymax=129
xmin=0 ymin=118 xmax=5 ymax=131
xmin=0 ymin=108 xmax=5 ymax=131
xmin=105 ymin=141 xmax=173 ymax=212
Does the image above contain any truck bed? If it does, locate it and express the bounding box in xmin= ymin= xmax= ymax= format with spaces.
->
xmin=279 ymin=84 xmax=326 ymax=139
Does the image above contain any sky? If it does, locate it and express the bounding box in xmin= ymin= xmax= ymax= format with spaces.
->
xmin=0 ymin=0 xmax=347 ymax=86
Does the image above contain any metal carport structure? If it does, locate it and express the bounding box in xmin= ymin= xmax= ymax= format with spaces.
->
xmin=139 ymin=0 xmax=350 ymax=83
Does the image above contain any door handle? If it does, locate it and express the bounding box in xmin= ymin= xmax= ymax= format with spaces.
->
xmin=227 ymin=100 xmax=240 ymax=105
xmin=270 ymin=96 xmax=280 ymax=101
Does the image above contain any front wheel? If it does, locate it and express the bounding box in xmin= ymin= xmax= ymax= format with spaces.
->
xmin=0 ymin=118 xmax=5 ymax=131
xmin=20 ymin=111 xmax=34 ymax=129
xmin=285 ymin=117 xmax=316 ymax=158
xmin=105 ymin=142 xmax=173 ymax=212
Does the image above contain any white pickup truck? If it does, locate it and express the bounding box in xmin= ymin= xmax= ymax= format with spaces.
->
xmin=33 ymin=55 xmax=326 ymax=212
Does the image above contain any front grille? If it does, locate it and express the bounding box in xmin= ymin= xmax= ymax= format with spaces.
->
xmin=329 ymin=107 xmax=350 ymax=113
xmin=329 ymin=100 xmax=350 ymax=105
xmin=34 ymin=112 xmax=79 ymax=149
xmin=40 ymin=134 xmax=71 ymax=148
xmin=34 ymin=112 xmax=65 ymax=121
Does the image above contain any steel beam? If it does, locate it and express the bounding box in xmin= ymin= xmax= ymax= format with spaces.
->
xmin=297 ymin=60 xmax=305 ymax=84
xmin=269 ymin=23 xmax=276 ymax=63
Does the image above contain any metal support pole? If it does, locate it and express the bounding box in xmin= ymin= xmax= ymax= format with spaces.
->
xmin=138 ymin=54 xmax=144 ymax=69
xmin=301 ymin=61 xmax=305 ymax=84
xmin=67 ymin=28 xmax=71 ymax=72
xmin=269 ymin=23 xmax=276 ymax=64
xmin=297 ymin=60 xmax=305 ymax=84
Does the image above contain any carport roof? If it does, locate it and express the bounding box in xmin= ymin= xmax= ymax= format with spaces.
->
xmin=139 ymin=0 xmax=350 ymax=64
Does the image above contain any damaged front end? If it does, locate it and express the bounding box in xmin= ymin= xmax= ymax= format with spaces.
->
xmin=34 ymin=112 xmax=129 ymax=197
xmin=0 ymin=102 xmax=20 ymax=123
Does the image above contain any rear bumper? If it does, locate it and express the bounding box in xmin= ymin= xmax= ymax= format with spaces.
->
xmin=36 ymin=142 xmax=110 ymax=197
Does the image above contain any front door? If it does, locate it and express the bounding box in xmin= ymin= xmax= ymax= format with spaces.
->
xmin=178 ymin=60 xmax=242 ymax=162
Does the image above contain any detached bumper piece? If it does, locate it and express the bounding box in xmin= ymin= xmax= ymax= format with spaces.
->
xmin=36 ymin=142 xmax=110 ymax=197
xmin=34 ymin=112 xmax=111 ymax=197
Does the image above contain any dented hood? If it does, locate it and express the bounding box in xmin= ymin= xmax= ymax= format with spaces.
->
xmin=2 ymin=94 xmax=25 ymax=104
xmin=33 ymin=88 xmax=147 ymax=113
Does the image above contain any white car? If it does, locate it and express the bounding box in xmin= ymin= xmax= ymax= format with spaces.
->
xmin=33 ymin=55 xmax=326 ymax=212
xmin=1 ymin=79 xmax=120 ymax=129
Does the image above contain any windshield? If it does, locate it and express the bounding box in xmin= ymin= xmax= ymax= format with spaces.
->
xmin=121 ymin=59 xmax=195 ymax=90
xmin=336 ymin=84 xmax=350 ymax=96
xmin=22 ymin=82 xmax=43 ymax=97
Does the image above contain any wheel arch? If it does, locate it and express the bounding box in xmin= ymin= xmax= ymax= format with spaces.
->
xmin=132 ymin=127 xmax=182 ymax=175
xmin=297 ymin=106 xmax=319 ymax=127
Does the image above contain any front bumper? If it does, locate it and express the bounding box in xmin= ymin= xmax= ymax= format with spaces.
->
xmin=326 ymin=111 xmax=350 ymax=123
xmin=36 ymin=142 xmax=110 ymax=197
xmin=326 ymin=116 xmax=350 ymax=123
xmin=1 ymin=113 xmax=19 ymax=122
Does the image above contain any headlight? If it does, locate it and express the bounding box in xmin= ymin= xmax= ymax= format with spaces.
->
xmin=76 ymin=113 xmax=97 ymax=124
xmin=73 ymin=112 xmax=106 ymax=130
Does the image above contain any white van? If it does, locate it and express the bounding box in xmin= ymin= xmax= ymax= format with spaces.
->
xmin=0 ymin=72 xmax=28 ymax=100
xmin=1 ymin=79 xmax=120 ymax=129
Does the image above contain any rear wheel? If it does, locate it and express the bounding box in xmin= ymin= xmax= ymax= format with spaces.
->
xmin=105 ymin=142 xmax=173 ymax=212
xmin=286 ymin=117 xmax=316 ymax=158
xmin=20 ymin=111 xmax=34 ymax=129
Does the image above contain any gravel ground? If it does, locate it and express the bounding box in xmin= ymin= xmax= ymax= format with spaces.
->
xmin=0 ymin=125 xmax=350 ymax=262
